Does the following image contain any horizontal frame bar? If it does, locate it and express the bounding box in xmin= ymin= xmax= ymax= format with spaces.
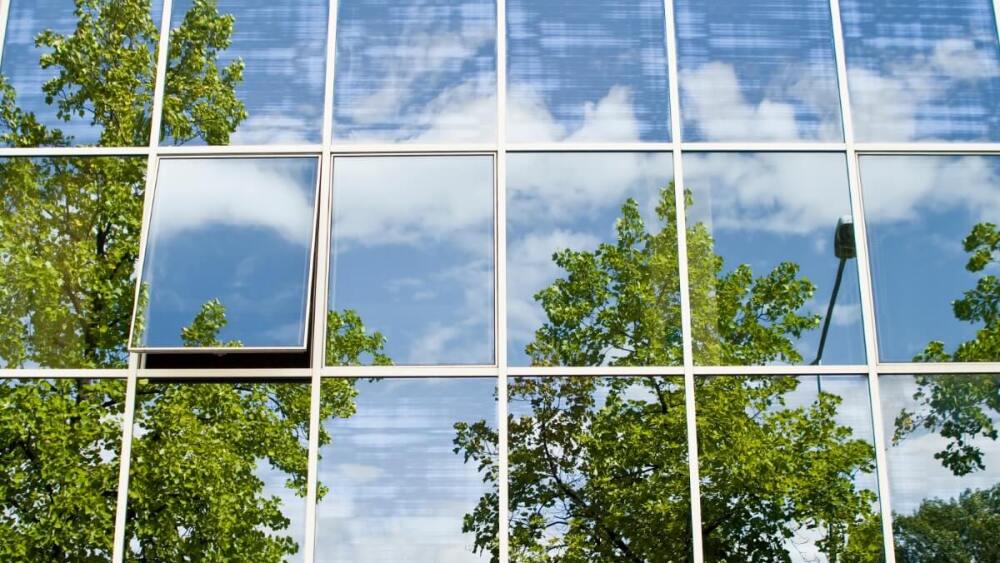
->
xmin=0 ymin=368 xmax=129 ymax=379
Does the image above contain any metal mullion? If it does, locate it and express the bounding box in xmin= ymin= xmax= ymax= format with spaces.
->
xmin=876 ymin=361 xmax=1000 ymax=374
xmin=508 ymin=366 xmax=686 ymax=377
xmin=304 ymin=0 xmax=339 ymax=559
xmin=506 ymin=141 xmax=675 ymax=152
xmin=853 ymin=142 xmax=1000 ymax=154
xmin=0 ymin=146 xmax=150 ymax=157
xmin=0 ymin=368 xmax=128 ymax=379
xmin=0 ymin=0 xmax=11 ymax=71
xmin=827 ymin=0 xmax=897 ymax=560
xmin=113 ymin=0 xmax=175 ymax=558
xmin=995 ymin=0 xmax=1000 ymax=66
xmin=328 ymin=142 xmax=497 ymax=154
xmin=495 ymin=0 xmax=510 ymax=557
xmin=691 ymin=364 xmax=867 ymax=376
xmin=155 ymin=144 xmax=322 ymax=156
xmin=680 ymin=142 xmax=846 ymax=152
xmin=663 ymin=0 xmax=704 ymax=560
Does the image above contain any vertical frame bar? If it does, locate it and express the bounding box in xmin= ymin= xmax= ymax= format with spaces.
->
xmin=827 ymin=0 xmax=898 ymax=560
xmin=0 ymin=0 xmax=12 ymax=68
xmin=495 ymin=0 xmax=510 ymax=559
xmin=304 ymin=0 xmax=340 ymax=560
xmin=113 ymin=0 xmax=175 ymax=559
xmin=663 ymin=0 xmax=705 ymax=560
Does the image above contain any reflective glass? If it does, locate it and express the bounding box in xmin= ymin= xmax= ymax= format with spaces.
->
xmin=684 ymin=153 xmax=866 ymax=367
xmin=507 ymin=152 xmax=680 ymax=367
xmin=860 ymin=155 xmax=1000 ymax=363
xmin=840 ymin=0 xmax=1000 ymax=141
xmin=506 ymin=376 xmax=689 ymax=561
xmin=333 ymin=0 xmax=496 ymax=143
xmin=164 ymin=0 xmax=327 ymax=145
xmin=881 ymin=374 xmax=1000 ymax=561
xmin=506 ymin=0 xmax=670 ymax=142
xmin=0 ymin=0 xmax=163 ymax=146
xmin=0 ymin=156 xmax=145 ymax=369
xmin=315 ymin=378 xmax=495 ymax=561
xmin=0 ymin=378 xmax=125 ymax=559
xmin=133 ymin=157 xmax=318 ymax=350
xmin=329 ymin=156 xmax=494 ymax=365
xmin=697 ymin=375 xmax=883 ymax=561
xmin=126 ymin=380 xmax=309 ymax=561
xmin=676 ymin=0 xmax=842 ymax=141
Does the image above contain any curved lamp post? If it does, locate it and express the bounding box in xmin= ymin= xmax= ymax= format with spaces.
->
xmin=811 ymin=215 xmax=857 ymax=367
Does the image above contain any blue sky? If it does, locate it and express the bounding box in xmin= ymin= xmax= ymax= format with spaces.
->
xmin=138 ymin=157 xmax=318 ymax=349
xmin=167 ymin=0 xmax=327 ymax=145
xmin=860 ymin=155 xmax=1000 ymax=361
xmin=329 ymin=156 xmax=494 ymax=365
xmin=676 ymin=0 xmax=843 ymax=141
xmin=315 ymin=378 xmax=494 ymax=561
xmin=506 ymin=0 xmax=670 ymax=142
xmin=841 ymin=0 xmax=1000 ymax=141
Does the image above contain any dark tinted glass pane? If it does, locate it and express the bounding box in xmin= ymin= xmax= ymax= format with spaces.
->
xmin=507 ymin=376 xmax=689 ymax=561
xmin=316 ymin=378 xmax=495 ymax=561
xmin=840 ymin=0 xmax=1000 ymax=141
xmin=860 ymin=155 xmax=999 ymax=362
xmin=0 ymin=0 xmax=163 ymax=146
xmin=164 ymin=0 xmax=328 ymax=145
xmin=685 ymin=152 xmax=866 ymax=367
xmin=133 ymin=157 xmax=318 ymax=350
xmin=676 ymin=0 xmax=842 ymax=141
xmin=507 ymin=152 xmax=680 ymax=367
xmin=333 ymin=0 xmax=496 ymax=143
xmin=126 ymin=380 xmax=309 ymax=561
xmin=0 ymin=156 xmax=145 ymax=369
xmin=506 ymin=0 xmax=670 ymax=142
xmin=697 ymin=375 xmax=883 ymax=560
xmin=882 ymin=374 xmax=1000 ymax=561
xmin=0 ymin=378 xmax=125 ymax=559
xmin=328 ymin=156 xmax=494 ymax=365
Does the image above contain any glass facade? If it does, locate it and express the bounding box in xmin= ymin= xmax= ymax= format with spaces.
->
xmin=1 ymin=0 xmax=998 ymax=561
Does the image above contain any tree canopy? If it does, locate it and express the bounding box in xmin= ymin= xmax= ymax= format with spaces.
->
xmin=456 ymin=186 xmax=883 ymax=562
xmin=0 ymin=1 xmax=386 ymax=560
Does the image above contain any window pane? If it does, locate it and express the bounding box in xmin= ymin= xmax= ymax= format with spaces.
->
xmin=697 ymin=375 xmax=883 ymax=560
xmin=684 ymin=153 xmax=866 ymax=367
xmin=0 ymin=156 xmax=145 ymax=369
xmin=507 ymin=152 xmax=680 ymax=367
xmin=881 ymin=374 xmax=1000 ymax=560
xmin=316 ymin=378 xmax=495 ymax=561
xmin=133 ymin=157 xmax=318 ymax=350
xmin=676 ymin=0 xmax=842 ymax=141
xmin=0 ymin=0 xmax=163 ymax=147
xmin=126 ymin=380 xmax=309 ymax=561
xmin=507 ymin=376 xmax=689 ymax=561
xmin=0 ymin=378 xmax=125 ymax=559
xmin=860 ymin=155 xmax=999 ymax=363
xmin=328 ymin=156 xmax=494 ymax=365
xmin=506 ymin=0 xmax=670 ymax=142
xmin=332 ymin=0 xmax=496 ymax=143
xmin=840 ymin=0 xmax=1000 ymax=141
xmin=163 ymin=0 xmax=327 ymax=145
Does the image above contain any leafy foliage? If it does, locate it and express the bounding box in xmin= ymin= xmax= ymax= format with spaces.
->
xmin=0 ymin=1 xmax=386 ymax=560
xmin=895 ymin=223 xmax=1000 ymax=476
xmin=456 ymin=187 xmax=881 ymax=562
xmin=894 ymin=483 xmax=1000 ymax=563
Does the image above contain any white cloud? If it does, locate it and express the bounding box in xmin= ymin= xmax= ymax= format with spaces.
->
xmin=507 ymin=85 xmax=642 ymax=142
xmin=683 ymin=152 xmax=851 ymax=235
xmin=682 ymin=62 xmax=802 ymax=141
xmin=151 ymin=158 xmax=316 ymax=246
xmin=859 ymin=155 xmax=1000 ymax=225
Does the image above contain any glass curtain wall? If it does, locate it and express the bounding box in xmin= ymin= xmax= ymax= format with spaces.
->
xmin=0 ymin=0 xmax=998 ymax=561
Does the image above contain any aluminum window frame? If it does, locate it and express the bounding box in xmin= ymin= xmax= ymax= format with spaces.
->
xmin=0 ymin=0 xmax=996 ymax=561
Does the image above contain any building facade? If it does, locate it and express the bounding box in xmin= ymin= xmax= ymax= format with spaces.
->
xmin=1 ymin=0 xmax=999 ymax=561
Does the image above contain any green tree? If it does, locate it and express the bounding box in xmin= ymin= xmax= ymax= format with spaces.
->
xmin=893 ymin=483 xmax=1000 ymax=563
xmin=0 ymin=1 xmax=386 ymax=560
xmin=456 ymin=186 xmax=881 ymax=562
